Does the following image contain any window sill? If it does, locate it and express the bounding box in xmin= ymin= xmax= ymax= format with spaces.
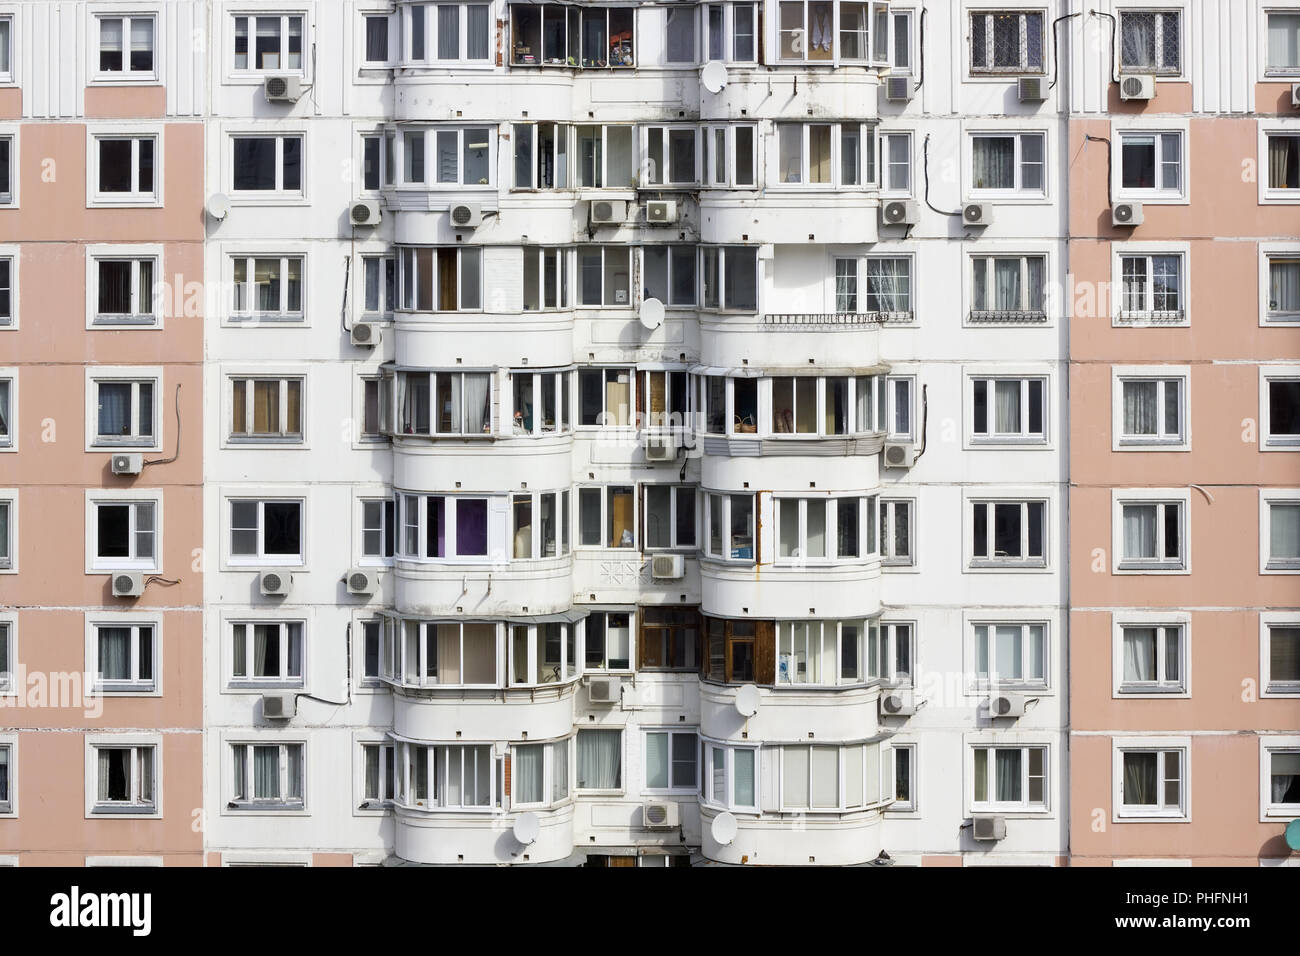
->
xmin=91 ymin=564 xmax=160 ymax=574
xmin=1114 ymin=311 xmax=1186 ymax=327
xmin=1117 ymin=684 xmax=1189 ymax=698
xmin=1116 ymin=438 xmax=1188 ymax=450
xmin=1261 ymin=192 xmax=1300 ymax=205
xmin=970 ymin=436 xmax=1050 ymax=447
xmin=91 ymin=439 xmax=160 ymax=450
xmin=971 ymin=681 xmax=1050 ymax=693
xmin=1264 ymin=314 xmax=1300 ymax=326
xmin=90 ymin=804 xmax=159 ymax=818
xmin=969 ymin=806 xmax=1050 ymax=818
xmin=1262 ymin=438 xmax=1300 ymax=450
xmin=1264 ymin=682 xmax=1300 ymax=698
xmin=227 ymin=436 xmax=306 ymax=446
xmin=966 ymin=310 xmax=1049 ymax=325
xmin=226 ymin=802 xmax=307 ymax=814
xmin=227 ymin=681 xmax=304 ymax=692
xmin=88 ymin=76 xmax=161 ymax=87
xmin=1114 ymin=809 xmax=1188 ymax=823
xmin=94 ymin=685 xmax=160 ymax=697
xmin=89 ymin=197 xmax=162 ymax=209
xmin=227 ymin=314 xmax=306 ymax=324
xmin=1112 ymin=194 xmax=1188 ymax=206
xmin=228 ymin=195 xmax=310 ymax=207
xmin=1115 ymin=562 xmax=1188 ymax=575
xmin=1263 ymin=561 xmax=1300 ymax=574
xmin=967 ymin=559 xmax=1049 ymax=572
xmin=92 ymin=314 xmax=159 ymax=328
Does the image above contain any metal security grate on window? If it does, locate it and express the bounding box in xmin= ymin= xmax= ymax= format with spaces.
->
xmin=971 ymin=12 xmax=1044 ymax=73
xmin=1121 ymin=10 xmax=1181 ymax=74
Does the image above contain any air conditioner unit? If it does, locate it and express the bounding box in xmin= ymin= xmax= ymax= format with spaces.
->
xmin=1018 ymin=76 xmax=1046 ymax=103
xmin=646 ymin=200 xmax=678 ymax=224
xmin=263 ymin=75 xmax=303 ymax=103
xmin=110 ymin=453 xmax=143 ymax=476
xmin=880 ymin=199 xmax=919 ymax=226
xmin=262 ymin=694 xmax=297 ymax=720
xmin=111 ymin=572 xmax=145 ymax=598
xmin=883 ymin=441 xmax=915 ymax=469
xmin=645 ymin=435 xmax=675 ymax=462
xmin=972 ymin=814 xmax=1007 ymax=841
xmin=1119 ymin=74 xmax=1155 ymax=101
xmin=1292 ymin=82 xmax=1300 ymax=108
xmin=350 ymin=322 xmax=381 ymax=347
xmin=449 ymin=202 xmax=482 ymax=228
xmin=880 ymin=688 xmax=916 ymax=717
xmin=1112 ymin=201 xmax=1144 ymax=227
xmin=651 ymin=554 xmax=685 ymax=580
xmin=587 ymin=676 xmax=622 ymax=704
xmin=346 ymin=568 xmax=378 ymax=595
xmin=989 ymin=692 xmax=1026 ymax=718
xmin=642 ymin=801 xmax=681 ymax=830
xmin=885 ymin=75 xmax=913 ymax=102
xmin=350 ymin=199 xmax=381 ymax=226
xmin=590 ymin=199 xmax=628 ymax=225
xmin=963 ymin=202 xmax=994 ymax=226
xmin=259 ymin=570 xmax=293 ymax=597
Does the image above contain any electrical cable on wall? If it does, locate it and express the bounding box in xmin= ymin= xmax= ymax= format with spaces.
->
xmin=1050 ymin=13 xmax=1082 ymax=89
xmin=922 ymin=135 xmax=962 ymax=217
xmin=144 ymin=384 xmax=183 ymax=466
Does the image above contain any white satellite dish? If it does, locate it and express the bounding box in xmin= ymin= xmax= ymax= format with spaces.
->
xmin=207 ymin=193 xmax=231 ymax=221
xmin=711 ymin=811 xmax=738 ymax=846
xmin=735 ymin=683 xmax=760 ymax=717
xmin=639 ymin=297 xmax=665 ymax=330
xmin=513 ymin=811 xmax=540 ymax=845
xmin=701 ymin=60 xmax=729 ymax=94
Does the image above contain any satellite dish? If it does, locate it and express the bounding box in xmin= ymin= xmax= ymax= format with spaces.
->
xmin=639 ymin=297 xmax=665 ymax=330
xmin=711 ymin=811 xmax=738 ymax=846
xmin=207 ymin=193 xmax=230 ymax=220
xmin=701 ymin=60 xmax=729 ymax=94
xmin=1287 ymin=818 xmax=1300 ymax=852
xmin=734 ymin=683 xmax=760 ymax=717
xmin=513 ymin=811 xmax=540 ymax=845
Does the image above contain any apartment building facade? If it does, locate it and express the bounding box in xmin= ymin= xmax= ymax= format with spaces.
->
xmin=0 ymin=0 xmax=206 ymax=866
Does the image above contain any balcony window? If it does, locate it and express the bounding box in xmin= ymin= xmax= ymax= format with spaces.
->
xmin=777 ymin=620 xmax=873 ymax=685
xmin=640 ymin=607 xmax=700 ymax=670
xmin=776 ymin=122 xmax=874 ymax=187
xmin=777 ymin=1 xmax=889 ymax=64
xmin=704 ymin=493 xmax=754 ymax=562
xmin=511 ymin=490 xmax=566 ymax=559
xmin=397 ymin=742 xmax=499 ymax=809
xmin=705 ymin=2 xmax=759 ymax=63
xmin=511 ymin=369 xmax=569 ymax=435
xmin=700 ymin=247 xmax=758 ymax=311
xmin=644 ymin=126 xmax=699 ymax=186
xmin=513 ymin=123 xmax=571 ymax=189
xmin=576 ymin=125 xmax=634 ymax=188
xmin=577 ymin=486 xmax=635 ymax=549
xmin=702 ymin=124 xmax=757 ymax=187
xmin=509 ymin=622 xmax=577 ymax=685
xmin=643 ymin=246 xmax=698 ymax=307
xmin=395 ymin=493 xmax=493 ymax=560
xmin=644 ymin=486 xmax=697 ymax=551
xmin=578 ymin=246 xmax=632 ymax=307
xmin=396 ymin=621 xmax=498 ymax=687
xmin=578 ymin=368 xmax=634 ymax=426
xmin=639 ymin=369 xmax=690 ymax=429
xmin=394 ymin=371 xmax=491 ymax=436
xmin=586 ymin=612 xmax=633 ymax=671
xmin=398 ymin=247 xmax=482 ymax=311
xmin=510 ymin=4 xmax=634 ymax=68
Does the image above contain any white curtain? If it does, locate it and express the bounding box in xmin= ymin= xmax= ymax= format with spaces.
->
xmin=287 ymin=746 xmax=302 ymax=799
xmin=1026 ymin=257 xmax=1045 ymax=311
xmin=973 ymin=139 xmax=1014 ymax=189
xmin=1124 ymin=381 xmax=1158 ymax=435
xmin=516 ymin=744 xmax=544 ymax=802
xmin=0 ymin=382 xmax=8 ymax=436
xmin=463 ymin=373 xmax=490 ymax=434
xmin=466 ymin=5 xmax=489 ymax=59
xmin=577 ymin=730 xmax=620 ymax=789
xmin=98 ymin=627 xmax=130 ymax=681
xmin=437 ymin=6 xmax=459 ymax=60
xmin=645 ymin=733 xmax=669 ymax=789
xmin=254 ymin=624 xmax=272 ymax=677
xmin=1271 ymin=503 xmax=1300 ymax=560
xmin=254 ymin=745 xmax=279 ymax=799
xmin=1121 ymin=14 xmax=1155 ymax=68
xmin=98 ymin=383 xmax=131 ymax=436
xmin=994 ymin=258 xmax=1021 ymax=310
xmin=551 ymin=740 xmax=568 ymax=801
xmin=995 ymin=749 xmax=1021 ymax=802
xmin=0 ymin=747 xmax=8 ymax=802
xmin=994 ymin=380 xmax=1021 ymax=433
xmin=1271 ymin=136 xmax=1296 ymax=190
xmin=364 ymin=747 xmax=380 ymax=798
xmin=1271 ymin=259 xmax=1300 ymax=313
xmin=734 ymin=749 xmax=755 ymax=805
xmin=1124 ymin=753 xmax=1156 ymax=805
xmin=1124 ymin=627 xmax=1156 ymax=682
xmin=1124 ymin=505 xmax=1156 ymax=559
xmin=366 ymin=17 xmax=388 ymax=62
xmin=1273 ymin=753 xmax=1300 ymax=804
xmin=995 ymin=625 xmax=1022 ymax=680
xmin=233 ymin=746 xmax=247 ymax=800
xmin=868 ymin=259 xmax=908 ymax=312
xmin=97 ymin=749 xmax=112 ymax=801
xmin=1268 ymin=13 xmax=1300 ymax=70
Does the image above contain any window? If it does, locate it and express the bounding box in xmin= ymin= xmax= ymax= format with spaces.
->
xmin=971 ymin=377 xmax=1047 ymax=442
xmin=865 ymin=257 xmax=912 ymax=315
xmin=361 ymin=619 xmax=384 ymax=684
xmin=879 ymin=622 xmax=913 ymax=683
xmin=575 ymin=125 xmax=635 ymax=186
xmin=970 ymin=255 xmax=1046 ymax=320
xmin=578 ymin=246 xmax=632 ymax=307
xmin=0 ymin=256 xmax=10 ymax=326
xmin=970 ymin=500 xmax=1047 ymax=568
xmin=639 ymin=607 xmax=700 ymax=670
xmin=1267 ymin=133 xmax=1300 ymax=193
xmin=638 ymin=369 xmax=690 ymax=430
xmin=0 ymin=136 xmax=11 ymax=204
xmin=230 ymin=256 xmax=303 ymax=321
xmin=92 ymin=623 xmax=156 ymax=693
xmin=395 ymin=371 xmax=492 ymax=436
xmin=705 ymin=3 xmax=759 ymax=63
xmin=0 ymin=379 xmax=9 ymax=450
xmin=703 ymin=124 xmax=757 ymax=187
xmin=777 ymin=1 xmax=890 ymax=64
xmin=775 ymin=497 xmax=875 ymax=562
xmin=644 ymin=486 xmax=697 ymax=551
xmin=362 ymin=499 xmax=395 ymax=561
xmin=971 ymin=133 xmax=1045 ymax=194
xmin=1117 ymin=623 xmax=1186 ymax=694
xmin=361 ymin=255 xmax=396 ymax=316
xmin=407 ymin=2 xmax=491 ymax=63
xmin=781 ymin=743 xmax=883 ymax=811
xmin=1265 ymin=747 xmax=1300 ymax=815
xmin=1265 ymin=495 xmax=1300 ymax=572
xmin=696 ymin=374 xmax=764 ymax=435
xmin=969 ymin=10 xmax=1045 ymax=74
xmin=512 ymin=123 xmax=571 ymax=189
xmin=231 ymin=135 xmax=304 ymax=196
xmin=1116 ymin=744 xmax=1186 ymax=818
xmin=230 ymin=499 xmax=303 ymax=564
xmin=973 ymin=622 xmax=1047 ymax=686
xmin=891 ymin=9 xmax=913 ymax=73
xmin=1119 ymin=9 xmax=1181 ymax=74
xmin=395 ymin=620 xmax=499 ymax=687
xmin=1266 ymin=254 xmax=1300 ymax=323
xmin=586 ymin=612 xmax=632 ymax=670
xmin=704 ymin=493 xmax=755 ymax=561
xmin=777 ymin=620 xmax=874 ymax=685
xmin=521 ymin=248 xmax=571 ymax=310
xmin=1116 ymin=373 xmax=1185 ymax=446
xmin=971 ymin=746 xmax=1047 ymax=811
xmin=92 ymin=379 xmax=155 ymax=446
xmin=91 ymin=499 xmax=157 ymax=570
xmin=360 ymin=132 xmax=394 ymax=190
xmin=91 ymin=744 xmax=157 ymax=813
xmin=643 ymin=246 xmax=698 ymax=307
xmin=231 ymin=622 xmax=304 ymax=687
xmin=1265 ymin=623 xmax=1300 ymax=695
xmin=93 ymin=257 xmax=157 ymax=325
xmin=511 ymin=490 xmax=567 ymax=559
xmin=0 ymin=17 xmax=10 ymax=82
xmin=891 ymin=744 xmax=915 ymax=811
xmin=233 ymin=14 xmax=305 ymax=72
xmin=578 ymin=485 xmax=635 ymax=549
xmin=576 ymin=730 xmax=622 ymax=790
xmin=885 ymin=376 xmax=914 ymax=438
xmin=93 ymin=136 xmax=156 ymax=203
xmin=398 ymin=128 xmax=492 ymax=186
xmin=510 ymin=369 xmax=569 ymax=435
xmin=510 ymin=4 xmax=633 ymax=68
xmin=394 ymin=494 xmax=494 ymax=560
xmin=362 ymin=14 xmax=391 ymax=65
xmin=879 ymin=498 xmax=914 ymax=566
xmin=578 ymin=368 xmax=634 ymax=426
xmin=664 ymin=7 xmax=697 ymax=63
xmin=1119 ymin=132 xmax=1183 ymax=196
xmin=507 ymin=621 xmax=576 ymax=685
xmin=397 ymin=247 xmax=482 ymax=311
xmin=1265 ymin=375 xmax=1300 ymax=448
xmin=0 ymin=739 xmax=10 ymax=814
xmin=514 ymin=739 xmax=569 ymax=806
xmin=700 ymin=246 xmax=758 ymax=311
xmin=1267 ymin=11 xmax=1300 ymax=74
xmin=360 ymin=742 xmax=395 ymax=805
xmin=231 ymin=743 xmax=305 ymax=808
xmin=0 ymin=499 xmax=10 ymax=570
xmin=880 ymin=132 xmax=911 ymax=193
xmin=229 ymin=377 xmax=302 ymax=441
xmin=645 ymin=731 xmax=697 ymax=791
xmin=775 ymin=122 xmax=875 ymax=187
xmin=396 ymin=742 xmax=498 ymax=810
xmin=704 ymin=618 xmax=770 ymax=683
xmin=703 ymin=744 xmax=757 ymax=809
xmin=1118 ymin=253 xmax=1184 ymax=320
xmin=361 ymin=376 xmax=391 ymax=439
xmin=97 ymin=16 xmax=154 ymax=77
xmin=1117 ymin=497 xmax=1186 ymax=571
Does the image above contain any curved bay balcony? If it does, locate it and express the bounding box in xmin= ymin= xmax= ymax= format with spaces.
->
xmin=699 ymin=678 xmax=882 ymax=743
xmin=395 ymin=801 xmax=576 ymax=866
